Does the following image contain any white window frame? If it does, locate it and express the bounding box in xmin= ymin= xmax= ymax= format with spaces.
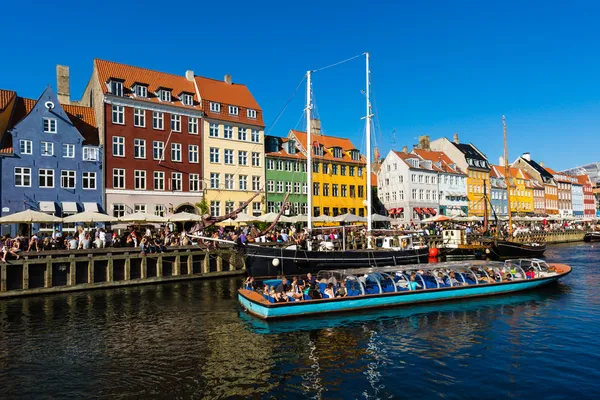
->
xmin=153 ymin=141 xmax=164 ymax=161
xmin=209 ymin=123 xmax=219 ymax=137
xmin=188 ymin=145 xmax=199 ymax=163
xmin=189 ymin=173 xmax=200 ymax=192
xmin=252 ymin=176 xmax=260 ymax=191
xmin=83 ymin=147 xmax=99 ymax=161
xmin=224 ymin=125 xmax=233 ymax=139
xmin=112 ymin=105 xmax=125 ymax=124
xmin=43 ymin=118 xmax=57 ymax=133
xmin=14 ymin=167 xmax=32 ymax=187
xmin=113 ymin=168 xmax=125 ymax=189
xmin=134 ymin=108 xmax=146 ymax=127
xmin=39 ymin=168 xmax=55 ymax=188
xmin=134 ymin=138 xmax=146 ymax=159
xmin=154 ymin=171 xmax=165 ymax=190
xmin=252 ymin=152 xmax=260 ymax=167
xmin=182 ymin=93 xmax=194 ymax=106
xmin=210 ymin=102 xmax=221 ymax=113
xmin=112 ymin=136 xmax=125 ymax=157
xmin=210 ymin=147 xmax=221 ymax=163
xmin=110 ymin=80 xmax=124 ymax=96
xmin=153 ymin=111 xmax=164 ymax=130
xmin=238 ymin=150 xmax=247 ymax=166
xmin=224 ymin=149 xmax=233 ymax=165
xmin=171 ymin=114 xmax=181 ymax=132
xmin=171 ymin=143 xmax=182 ymax=162
xmin=247 ymin=109 xmax=257 ymax=119
xmin=20 ymin=140 xmax=32 ymax=155
xmin=41 ymin=141 xmax=54 ymax=156
xmin=210 ymin=201 xmax=220 ymax=217
xmin=188 ymin=117 xmax=198 ymax=134
xmin=239 ymin=175 xmax=248 ymax=190
xmin=113 ymin=204 xmax=126 ymax=218
xmin=159 ymin=90 xmax=172 ymax=102
xmin=171 ymin=172 xmax=182 ymax=191
xmin=134 ymin=170 xmax=147 ymax=190
xmin=238 ymin=127 xmax=247 ymax=141
xmin=82 ymin=171 xmax=96 ymax=190
xmin=225 ymin=174 xmax=234 ymax=190
xmin=60 ymin=170 xmax=76 ymax=189
xmin=62 ymin=143 xmax=75 ymax=158
xmin=228 ymin=105 xmax=239 ymax=115
xmin=210 ymin=173 xmax=220 ymax=189
xmin=134 ymin=85 xmax=147 ymax=98
xmin=251 ymin=129 xmax=260 ymax=143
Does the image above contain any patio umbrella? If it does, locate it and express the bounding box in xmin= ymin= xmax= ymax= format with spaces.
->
xmin=313 ymin=215 xmax=335 ymax=223
xmin=62 ymin=211 xmax=117 ymax=223
xmin=371 ymin=214 xmax=392 ymax=222
xmin=289 ymin=214 xmax=308 ymax=223
xmin=119 ymin=212 xmax=167 ymax=223
xmin=167 ymin=212 xmax=203 ymax=222
xmin=0 ymin=209 xmax=62 ymax=223
xmin=333 ymin=213 xmax=367 ymax=223
xmin=257 ymin=212 xmax=282 ymax=223
xmin=420 ymin=215 xmax=454 ymax=223
xmin=220 ymin=212 xmax=262 ymax=225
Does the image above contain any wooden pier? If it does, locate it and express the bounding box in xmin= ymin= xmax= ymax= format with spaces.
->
xmin=0 ymin=246 xmax=246 ymax=298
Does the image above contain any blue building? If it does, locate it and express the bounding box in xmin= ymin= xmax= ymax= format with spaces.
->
xmin=0 ymin=86 xmax=102 ymax=236
xmin=489 ymin=165 xmax=508 ymax=218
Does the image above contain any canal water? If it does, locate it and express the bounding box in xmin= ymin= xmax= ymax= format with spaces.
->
xmin=0 ymin=243 xmax=599 ymax=399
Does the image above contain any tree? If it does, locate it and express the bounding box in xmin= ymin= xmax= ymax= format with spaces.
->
xmin=196 ymin=198 xmax=209 ymax=216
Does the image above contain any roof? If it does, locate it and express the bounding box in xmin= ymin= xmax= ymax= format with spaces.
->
xmin=290 ymin=130 xmax=365 ymax=165
xmin=412 ymin=149 xmax=466 ymax=175
xmin=0 ymin=89 xmax=16 ymax=111
xmin=519 ymin=157 xmax=554 ymax=180
xmin=452 ymin=142 xmax=489 ymax=167
xmin=393 ymin=151 xmax=444 ymax=172
xmin=94 ymin=59 xmax=200 ymax=111
xmin=545 ymin=167 xmax=576 ymax=183
xmin=371 ymin=172 xmax=378 ymax=187
xmin=265 ymin=148 xmax=306 ymax=160
xmin=575 ymin=174 xmax=592 ymax=186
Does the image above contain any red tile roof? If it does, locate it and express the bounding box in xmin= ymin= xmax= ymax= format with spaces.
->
xmin=412 ymin=149 xmax=466 ymax=174
xmin=0 ymin=89 xmax=16 ymax=111
xmin=95 ymin=59 xmax=200 ymax=111
xmin=265 ymin=148 xmax=306 ymax=160
xmin=575 ymin=174 xmax=592 ymax=186
xmin=393 ymin=151 xmax=444 ymax=172
xmin=290 ymin=130 xmax=365 ymax=164
xmin=371 ymin=172 xmax=378 ymax=187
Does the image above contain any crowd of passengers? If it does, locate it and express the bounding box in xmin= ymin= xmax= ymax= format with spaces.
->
xmin=244 ymin=265 xmax=549 ymax=302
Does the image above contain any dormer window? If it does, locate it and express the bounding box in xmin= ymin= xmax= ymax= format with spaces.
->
xmin=332 ymin=147 xmax=343 ymax=158
xmin=229 ymin=105 xmax=239 ymax=116
xmin=210 ymin=102 xmax=221 ymax=113
xmin=351 ymin=150 xmax=360 ymax=161
xmin=181 ymin=93 xmax=194 ymax=106
xmin=247 ymin=109 xmax=257 ymax=119
xmin=108 ymin=80 xmax=124 ymax=96
xmin=313 ymin=144 xmax=324 ymax=156
xmin=132 ymin=84 xmax=148 ymax=98
xmin=157 ymin=89 xmax=172 ymax=102
xmin=288 ymin=140 xmax=296 ymax=154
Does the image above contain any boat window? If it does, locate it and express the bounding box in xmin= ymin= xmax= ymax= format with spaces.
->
xmin=345 ymin=276 xmax=365 ymax=296
xmin=365 ymin=273 xmax=383 ymax=294
xmin=379 ymin=272 xmax=397 ymax=293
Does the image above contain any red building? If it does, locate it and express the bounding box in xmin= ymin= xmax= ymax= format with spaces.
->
xmin=81 ymin=59 xmax=205 ymax=217
xmin=577 ymin=174 xmax=596 ymax=218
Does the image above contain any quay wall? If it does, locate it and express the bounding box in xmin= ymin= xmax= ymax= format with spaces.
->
xmin=0 ymin=247 xmax=246 ymax=298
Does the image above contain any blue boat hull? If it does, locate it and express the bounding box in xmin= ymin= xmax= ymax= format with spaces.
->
xmin=238 ymin=269 xmax=569 ymax=320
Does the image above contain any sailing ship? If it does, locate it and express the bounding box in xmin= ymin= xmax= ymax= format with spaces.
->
xmin=243 ymin=53 xmax=429 ymax=277
xmin=485 ymin=116 xmax=546 ymax=258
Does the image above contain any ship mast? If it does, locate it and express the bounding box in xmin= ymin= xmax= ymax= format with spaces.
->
xmin=503 ymin=115 xmax=513 ymax=238
xmin=306 ymin=70 xmax=313 ymax=232
xmin=365 ymin=52 xmax=373 ymax=232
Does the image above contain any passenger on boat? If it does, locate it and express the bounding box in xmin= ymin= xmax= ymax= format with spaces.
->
xmin=337 ymin=281 xmax=348 ymax=297
xmin=290 ymin=277 xmax=304 ymax=301
xmin=324 ymin=283 xmax=336 ymax=299
xmin=409 ymin=273 xmax=421 ymax=290
xmin=436 ymin=272 xmax=445 ymax=285
xmin=244 ymin=276 xmax=256 ymax=290
xmin=306 ymin=273 xmax=316 ymax=286
xmin=448 ymin=272 xmax=466 ymax=286
xmin=526 ymin=267 xmax=536 ymax=279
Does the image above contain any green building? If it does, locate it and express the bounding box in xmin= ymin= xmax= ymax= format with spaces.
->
xmin=264 ymin=135 xmax=308 ymax=215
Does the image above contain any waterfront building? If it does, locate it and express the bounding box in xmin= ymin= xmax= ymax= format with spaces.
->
xmin=545 ymin=168 xmax=575 ymax=218
xmin=507 ymin=168 xmax=534 ymax=215
xmin=411 ymin=148 xmax=468 ymax=217
xmin=489 ymin=165 xmax=508 ymax=217
xmin=571 ymin=180 xmax=584 ymax=218
xmin=80 ymin=59 xmax=204 ymax=218
xmin=576 ymin=175 xmax=596 ymax=218
xmin=264 ymin=135 xmax=307 ymax=215
xmin=532 ymin=180 xmax=546 ymax=215
xmin=195 ymin=74 xmax=265 ymax=217
xmin=289 ymin=125 xmax=366 ymax=217
xmin=0 ymin=86 xmax=102 ymax=236
xmin=512 ymin=153 xmax=558 ymax=215
xmin=378 ymin=148 xmax=440 ymax=224
xmin=430 ymin=134 xmax=490 ymax=216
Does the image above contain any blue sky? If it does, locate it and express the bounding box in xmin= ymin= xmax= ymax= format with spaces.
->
xmin=2 ymin=0 xmax=599 ymax=170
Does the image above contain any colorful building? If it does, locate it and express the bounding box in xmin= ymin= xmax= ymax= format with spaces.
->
xmin=264 ymin=135 xmax=307 ymax=215
xmin=489 ymin=165 xmax=508 ymax=217
xmin=513 ymin=154 xmax=558 ymax=215
xmin=0 ymin=86 xmax=102 ymax=236
xmin=196 ymin=74 xmax=265 ymax=217
xmin=576 ymin=174 xmax=596 ymax=218
xmin=546 ymin=168 xmax=575 ymax=218
xmin=430 ymin=134 xmax=490 ymax=216
xmin=532 ymin=180 xmax=546 ymax=215
xmin=571 ymin=180 xmax=584 ymax=217
xmin=507 ymin=168 xmax=534 ymax=215
xmin=80 ymin=59 xmax=204 ymax=218
xmin=290 ymin=126 xmax=366 ymax=218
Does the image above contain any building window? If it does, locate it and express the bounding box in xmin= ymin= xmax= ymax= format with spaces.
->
xmin=303 ymin=183 xmax=308 ymax=194
xmin=209 ymin=123 xmax=219 ymax=137
xmin=40 ymin=141 xmax=54 ymax=156
xmin=171 ymin=143 xmax=182 ymax=162
xmin=210 ymin=102 xmax=221 ymax=113
xmin=239 ymin=175 xmax=248 ymax=190
xmin=134 ymin=138 xmax=146 ymax=159
xmin=225 ymin=174 xmax=234 ymax=190
xmin=313 ymin=183 xmax=320 ymax=196
xmin=252 ymin=176 xmax=260 ymax=191
xmin=113 ymin=136 xmax=125 ymax=157
xmin=189 ymin=174 xmax=200 ymax=192
xmin=225 ymin=201 xmax=234 ymax=214
xmin=131 ymin=108 xmax=145 ymax=127
xmin=113 ymin=204 xmax=126 ymax=218
xmin=252 ymin=152 xmax=260 ymax=167
xmin=188 ymin=117 xmax=198 ymax=134
xmin=224 ymin=125 xmax=233 ymax=139
xmin=229 ymin=105 xmax=239 ymax=115
xmin=20 ymin=140 xmax=32 ymax=155
xmin=159 ymin=90 xmax=171 ymax=102
xmin=188 ymin=145 xmax=199 ymax=163
xmin=238 ymin=150 xmax=248 ymax=165
xmin=247 ymin=109 xmax=257 ymax=119
xmin=14 ymin=167 xmax=31 ymax=187
xmin=358 ymin=186 xmax=364 ymax=198
xmin=294 ymin=182 xmax=301 ymax=194
xmin=39 ymin=169 xmax=54 ymax=188
xmin=171 ymin=172 xmax=182 ymax=191
xmin=152 ymin=112 xmax=164 ymax=130
xmin=134 ymin=170 xmax=146 ymax=190
xmin=154 ymin=171 xmax=165 ymax=190
xmin=210 ymin=201 xmax=220 ymax=217
xmin=238 ymin=127 xmax=247 ymax=141
xmin=253 ymin=202 xmax=261 ymax=215
xmin=113 ymin=168 xmax=125 ymax=189
xmin=210 ymin=173 xmax=220 ymax=189
xmin=341 ymin=165 xmax=346 ymax=176
xmin=62 ymin=144 xmax=75 ymax=158
xmin=358 ymin=167 xmax=363 ymax=177
xmin=323 ymin=184 xmax=329 ymax=196
xmin=284 ymin=181 xmax=291 ymax=193
xmin=277 ymin=181 xmax=284 ymax=193
xmin=332 ymin=184 xmax=339 ymax=197
xmin=332 ymin=164 xmax=338 ymax=175
xmin=83 ymin=147 xmax=99 ymax=161
xmin=82 ymin=172 xmax=96 ymax=190
xmin=112 ymin=105 xmax=124 ymax=124
xmin=277 ymin=160 xmax=283 ymax=170
xmin=211 ymin=147 xmax=221 ymax=163
xmin=110 ymin=80 xmax=123 ymax=96
xmin=134 ymin=85 xmax=147 ymax=98
xmin=323 ymin=163 xmax=329 ymax=174
xmin=341 ymin=185 xmax=347 ymax=197
xmin=182 ymin=93 xmax=194 ymax=106
xmin=251 ymin=129 xmax=260 ymax=143
xmin=154 ymin=204 xmax=166 ymax=217
xmin=313 ymin=162 xmax=320 ymax=173
xmin=43 ymin=118 xmax=57 ymax=133
xmin=267 ymin=180 xmax=275 ymax=193
xmin=350 ymin=185 xmax=355 ymax=197
xmin=224 ymin=149 xmax=233 ymax=164
xmin=171 ymin=114 xmax=181 ymax=132
xmin=134 ymin=204 xmax=147 ymax=213
xmin=153 ymin=141 xmax=164 ymax=160
xmin=333 ymin=147 xmax=343 ymax=158
xmin=60 ymin=170 xmax=76 ymax=189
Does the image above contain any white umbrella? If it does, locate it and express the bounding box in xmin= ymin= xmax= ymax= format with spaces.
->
xmin=119 ymin=212 xmax=167 ymax=223
xmin=258 ymin=212 xmax=281 ymax=223
xmin=0 ymin=209 xmax=62 ymax=223
xmin=62 ymin=211 xmax=117 ymax=223
xmin=168 ymin=212 xmax=203 ymax=222
xmin=313 ymin=215 xmax=335 ymax=223
xmin=371 ymin=214 xmax=391 ymax=222
xmin=289 ymin=214 xmax=308 ymax=223
xmin=220 ymin=212 xmax=262 ymax=225
xmin=334 ymin=213 xmax=367 ymax=223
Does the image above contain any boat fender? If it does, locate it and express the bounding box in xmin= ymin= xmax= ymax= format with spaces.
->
xmin=272 ymin=258 xmax=280 ymax=267
xmin=485 ymin=248 xmax=490 ymax=254
xmin=401 ymin=239 xmax=408 ymax=248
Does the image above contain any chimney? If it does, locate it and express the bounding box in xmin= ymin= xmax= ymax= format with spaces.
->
xmin=310 ymin=119 xmax=321 ymax=136
xmin=56 ymin=65 xmax=70 ymax=104
xmin=540 ymin=161 xmax=545 ymax=167
xmin=453 ymin=133 xmax=459 ymax=144
xmin=224 ymin=74 xmax=232 ymax=85
xmin=522 ymin=152 xmax=531 ymax=161
xmin=418 ymin=135 xmax=430 ymax=151
xmin=499 ymin=156 xmax=505 ymax=166
xmin=402 ymin=145 xmax=408 ymax=154
xmin=185 ymin=70 xmax=194 ymax=81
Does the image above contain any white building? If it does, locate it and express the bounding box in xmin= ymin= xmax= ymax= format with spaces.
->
xmin=377 ymin=149 xmax=441 ymax=225
xmin=571 ymin=182 xmax=584 ymax=217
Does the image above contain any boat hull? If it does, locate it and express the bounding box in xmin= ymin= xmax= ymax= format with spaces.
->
xmin=584 ymin=233 xmax=600 ymax=242
xmin=242 ymin=245 xmax=430 ymax=276
xmin=488 ymin=240 xmax=546 ymax=259
xmin=238 ymin=264 xmax=570 ymax=319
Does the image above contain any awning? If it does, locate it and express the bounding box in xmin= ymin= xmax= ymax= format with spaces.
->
xmin=83 ymin=202 xmax=99 ymax=213
xmin=39 ymin=201 xmax=56 ymax=213
xmin=388 ymin=208 xmax=396 ymax=215
xmin=62 ymin=202 xmax=78 ymax=213
xmin=396 ymin=207 xmax=404 ymax=214
xmin=414 ymin=208 xmax=423 ymax=214
xmin=429 ymin=208 xmax=437 ymax=215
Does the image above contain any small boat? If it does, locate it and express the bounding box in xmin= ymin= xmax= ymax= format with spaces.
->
xmin=584 ymin=232 xmax=600 ymax=242
xmin=238 ymin=258 xmax=571 ymax=320
xmin=486 ymin=240 xmax=547 ymax=259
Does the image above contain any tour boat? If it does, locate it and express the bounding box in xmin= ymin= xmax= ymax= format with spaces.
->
xmin=238 ymin=258 xmax=571 ymax=320
xmin=583 ymin=232 xmax=600 ymax=242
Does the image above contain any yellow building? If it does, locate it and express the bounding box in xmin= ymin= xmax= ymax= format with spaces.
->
xmin=289 ymin=127 xmax=367 ymax=217
xmin=508 ymin=168 xmax=534 ymax=214
xmin=195 ymin=75 xmax=265 ymax=217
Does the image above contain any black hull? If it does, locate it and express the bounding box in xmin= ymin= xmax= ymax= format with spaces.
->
xmin=243 ymin=245 xmax=430 ymax=276
xmin=584 ymin=233 xmax=600 ymax=242
xmin=488 ymin=240 xmax=546 ymax=259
